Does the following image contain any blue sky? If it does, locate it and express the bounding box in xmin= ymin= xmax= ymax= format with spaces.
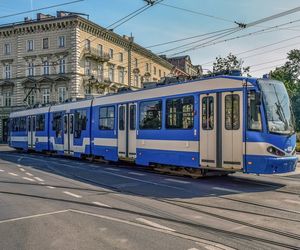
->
xmin=0 ymin=0 xmax=300 ymax=76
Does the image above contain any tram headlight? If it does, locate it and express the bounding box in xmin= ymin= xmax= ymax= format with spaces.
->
xmin=267 ymin=146 xmax=285 ymax=156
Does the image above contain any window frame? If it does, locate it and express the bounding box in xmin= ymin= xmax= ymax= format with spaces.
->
xmin=225 ymin=94 xmax=240 ymax=130
xmin=74 ymin=110 xmax=87 ymax=138
xmin=247 ymin=90 xmax=263 ymax=131
xmin=139 ymin=99 xmax=162 ymax=130
xmin=99 ymin=106 xmax=115 ymax=130
xmin=202 ymin=96 xmax=214 ymax=130
xmin=42 ymin=38 xmax=49 ymax=49
xmin=36 ymin=114 xmax=45 ymax=131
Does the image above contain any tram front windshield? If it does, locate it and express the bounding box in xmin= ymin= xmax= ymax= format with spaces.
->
xmin=258 ymin=79 xmax=294 ymax=135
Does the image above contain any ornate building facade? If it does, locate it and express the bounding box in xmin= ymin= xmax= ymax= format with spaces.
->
xmin=0 ymin=11 xmax=173 ymax=142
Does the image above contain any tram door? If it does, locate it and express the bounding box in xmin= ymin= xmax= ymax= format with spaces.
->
xmin=118 ymin=103 xmax=137 ymax=160
xmin=221 ymin=91 xmax=243 ymax=170
xmin=63 ymin=113 xmax=74 ymax=155
xmin=200 ymin=94 xmax=217 ymax=167
xmin=28 ymin=116 xmax=36 ymax=149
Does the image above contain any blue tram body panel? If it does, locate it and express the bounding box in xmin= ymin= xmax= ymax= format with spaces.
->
xmin=8 ymin=75 xmax=298 ymax=175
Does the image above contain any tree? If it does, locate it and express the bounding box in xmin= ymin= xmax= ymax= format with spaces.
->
xmin=270 ymin=49 xmax=300 ymax=131
xmin=212 ymin=53 xmax=250 ymax=76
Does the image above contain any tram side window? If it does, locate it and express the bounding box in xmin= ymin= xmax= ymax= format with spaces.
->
xmin=166 ymin=96 xmax=194 ymax=129
xmin=119 ymin=106 xmax=125 ymax=131
xmin=130 ymin=105 xmax=136 ymax=130
xmin=202 ymin=96 xmax=214 ymax=130
xmin=99 ymin=106 xmax=115 ymax=130
xmin=36 ymin=114 xmax=45 ymax=131
xmin=225 ymin=94 xmax=240 ymax=130
xmin=74 ymin=110 xmax=87 ymax=138
xmin=139 ymin=100 xmax=162 ymax=130
xmin=52 ymin=112 xmax=62 ymax=137
xmin=248 ymin=91 xmax=262 ymax=131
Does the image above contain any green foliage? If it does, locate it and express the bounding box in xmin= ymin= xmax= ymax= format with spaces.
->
xmin=212 ymin=53 xmax=250 ymax=76
xmin=270 ymin=49 xmax=300 ymax=131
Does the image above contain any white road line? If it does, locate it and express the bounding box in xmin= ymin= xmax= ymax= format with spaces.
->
xmin=165 ymin=178 xmax=190 ymax=184
xmin=63 ymin=191 xmax=82 ymax=198
xmin=0 ymin=169 xmax=4 ymax=172
xmin=46 ymin=186 xmax=55 ymax=189
xmin=34 ymin=177 xmax=44 ymax=182
xmin=136 ymin=218 xmax=176 ymax=232
xmin=128 ymin=171 xmax=145 ymax=176
xmin=20 ymin=168 xmax=25 ymax=172
xmin=92 ymin=201 xmax=111 ymax=208
xmin=285 ymin=199 xmax=300 ymax=205
xmin=8 ymin=172 xmax=18 ymax=176
xmin=25 ymin=172 xmax=33 ymax=177
xmin=0 ymin=210 xmax=69 ymax=224
xmin=212 ymin=187 xmax=241 ymax=193
xmin=106 ymin=167 xmax=120 ymax=171
xmin=22 ymin=177 xmax=35 ymax=182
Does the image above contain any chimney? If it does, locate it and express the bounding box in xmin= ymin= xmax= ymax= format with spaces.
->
xmin=37 ymin=13 xmax=54 ymax=20
xmin=57 ymin=11 xmax=70 ymax=18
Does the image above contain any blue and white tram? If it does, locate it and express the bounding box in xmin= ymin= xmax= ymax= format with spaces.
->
xmin=9 ymin=75 xmax=298 ymax=175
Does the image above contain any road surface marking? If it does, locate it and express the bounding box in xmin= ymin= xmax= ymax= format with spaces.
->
xmin=46 ymin=186 xmax=55 ymax=189
xmin=9 ymin=172 xmax=18 ymax=176
xmin=165 ymin=178 xmax=190 ymax=184
xmin=20 ymin=168 xmax=25 ymax=172
xmin=92 ymin=201 xmax=111 ymax=208
xmin=25 ymin=172 xmax=33 ymax=176
xmin=22 ymin=177 xmax=35 ymax=182
xmin=63 ymin=191 xmax=82 ymax=198
xmin=136 ymin=218 xmax=176 ymax=232
xmin=231 ymin=225 xmax=248 ymax=231
xmin=106 ymin=167 xmax=120 ymax=171
xmin=212 ymin=187 xmax=241 ymax=193
xmin=128 ymin=171 xmax=145 ymax=176
xmin=17 ymin=164 xmax=22 ymax=167
xmin=34 ymin=177 xmax=44 ymax=182
xmin=0 ymin=169 xmax=4 ymax=172
xmin=0 ymin=210 xmax=69 ymax=224
xmin=285 ymin=199 xmax=300 ymax=205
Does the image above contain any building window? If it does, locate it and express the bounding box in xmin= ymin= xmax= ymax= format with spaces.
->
xmin=58 ymin=87 xmax=67 ymax=103
xmin=27 ymin=62 xmax=34 ymax=76
xmin=166 ymin=96 xmax=194 ymax=129
xmin=99 ymin=106 xmax=115 ymax=130
xmin=27 ymin=91 xmax=35 ymax=106
xmin=58 ymin=36 xmax=65 ymax=48
xmin=42 ymin=89 xmax=50 ymax=104
xmin=4 ymin=64 xmax=11 ymax=79
xmin=202 ymin=96 xmax=214 ymax=130
xmin=27 ymin=40 xmax=34 ymax=51
xmin=4 ymin=43 xmax=11 ymax=55
xmin=36 ymin=114 xmax=45 ymax=131
xmin=146 ymin=63 xmax=149 ymax=72
xmin=59 ymin=59 xmax=66 ymax=74
xmin=134 ymin=74 xmax=139 ymax=87
xmin=4 ymin=92 xmax=12 ymax=107
xmin=84 ymin=59 xmax=91 ymax=75
xmin=153 ymin=66 xmax=157 ymax=75
xmin=43 ymin=61 xmax=50 ymax=75
xmin=225 ymin=94 xmax=240 ymax=130
xmin=98 ymin=44 xmax=103 ymax=56
xmin=118 ymin=68 xmax=125 ymax=84
xmin=159 ymin=69 xmax=161 ymax=77
xmin=109 ymin=48 xmax=113 ymax=59
xmin=108 ymin=64 xmax=114 ymax=82
xmin=74 ymin=110 xmax=87 ymax=138
xmin=85 ymin=39 xmax=91 ymax=49
xmin=139 ymin=100 xmax=162 ymax=130
xmin=43 ymin=38 xmax=49 ymax=49
xmin=135 ymin=58 xmax=138 ymax=68
xmin=97 ymin=64 xmax=103 ymax=82
xmin=119 ymin=52 xmax=123 ymax=62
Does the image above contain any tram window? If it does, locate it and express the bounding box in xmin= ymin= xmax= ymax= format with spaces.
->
xmin=52 ymin=112 xmax=62 ymax=137
xmin=74 ymin=110 xmax=87 ymax=138
xmin=225 ymin=94 xmax=240 ymax=130
xmin=119 ymin=106 xmax=125 ymax=131
xmin=64 ymin=116 xmax=68 ymax=134
xmin=139 ymin=100 xmax=162 ymax=130
xmin=166 ymin=96 xmax=194 ymax=129
xmin=36 ymin=114 xmax=45 ymax=131
xmin=99 ymin=106 xmax=115 ymax=130
xmin=19 ymin=117 xmax=27 ymax=131
xmin=202 ymin=96 xmax=214 ymax=130
xmin=248 ymin=91 xmax=262 ymax=131
xmin=130 ymin=105 xmax=136 ymax=130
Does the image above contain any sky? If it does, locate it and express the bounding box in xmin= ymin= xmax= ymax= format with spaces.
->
xmin=0 ymin=0 xmax=300 ymax=77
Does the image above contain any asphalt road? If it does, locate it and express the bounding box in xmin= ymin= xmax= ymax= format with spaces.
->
xmin=0 ymin=145 xmax=300 ymax=250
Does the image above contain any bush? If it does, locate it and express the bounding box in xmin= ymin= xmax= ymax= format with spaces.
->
xmin=296 ymin=142 xmax=300 ymax=152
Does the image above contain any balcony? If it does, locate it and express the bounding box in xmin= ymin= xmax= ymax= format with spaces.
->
xmin=82 ymin=47 xmax=111 ymax=62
